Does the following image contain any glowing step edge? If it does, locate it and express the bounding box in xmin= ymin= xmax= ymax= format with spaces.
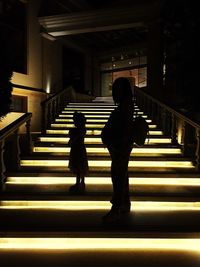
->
xmin=1 ymin=200 xmax=200 ymax=211
xmin=62 ymin=111 xmax=143 ymax=114
xmin=55 ymin=118 xmax=152 ymax=123
xmin=20 ymin=160 xmax=194 ymax=168
xmin=59 ymin=114 xmax=147 ymax=118
xmin=33 ymin=147 xmax=181 ymax=155
xmin=47 ymin=129 xmax=161 ymax=135
xmin=40 ymin=136 xmax=171 ymax=144
xmin=1 ymin=237 xmax=200 ymax=250
xmin=64 ymin=108 xmax=116 ymax=111
xmin=50 ymin=124 xmax=158 ymax=130
xmin=6 ymin=177 xmax=200 ymax=186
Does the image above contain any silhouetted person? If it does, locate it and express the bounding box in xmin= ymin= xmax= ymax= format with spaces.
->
xmin=68 ymin=111 xmax=88 ymax=193
xmin=101 ymin=77 xmax=134 ymax=222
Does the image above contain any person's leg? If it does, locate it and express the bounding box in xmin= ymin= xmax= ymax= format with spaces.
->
xmin=79 ymin=175 xmax=85 ymax=192
xmin=103 ymin=152 xmax=128 ymax=222
xmin=111 ymin=147 xmax=132 ymax=211
xmin=69 ymin=173 xmax=80 ymax=192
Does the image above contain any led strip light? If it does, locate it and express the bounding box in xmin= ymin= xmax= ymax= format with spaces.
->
xmin=0 ymin=200 xmax=200 ymax=211
xmin=40 ymin=136 xmax=172 ymax=144
xmin=50 ymin=124 xmax=157 ymax=130
xmin=1 ymin=237 xmax=200 ymax=250
xmin=6 ymin=177 xmax=200 ymax=186
xmin=33 ymin=147 xmax=181 ymax=155
xmin=20 ymin=159 xmax=194 ymax=168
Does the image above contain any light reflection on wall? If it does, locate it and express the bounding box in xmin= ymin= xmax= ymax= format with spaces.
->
xmin=46 ymin=75 xmax=51 ymax=94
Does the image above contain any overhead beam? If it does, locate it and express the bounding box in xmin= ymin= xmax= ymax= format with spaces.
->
xmin=39 ymin=2 xmax=160 ymax=37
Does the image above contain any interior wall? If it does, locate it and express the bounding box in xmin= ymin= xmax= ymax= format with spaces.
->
xmin=42 ymin=37 xmax=63 ymax=94
xmin=12 ymin=0 xmax=43 ymax=89
xmin=12 ymin=87 xmax=46 ymax=132
xmin=9 ymin=0 xmax=63 ymax=132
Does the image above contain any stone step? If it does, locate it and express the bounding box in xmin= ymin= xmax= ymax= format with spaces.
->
xmin=0 ymin=198 xmax=200 ymax=232
xmin=0 ymin=231 xmax=200 ymax=267
xmin=5 ymin=175 xmax=200 ymax=196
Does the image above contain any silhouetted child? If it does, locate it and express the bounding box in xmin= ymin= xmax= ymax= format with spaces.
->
xmin=68 ymin=111 xmax=88 ymax=193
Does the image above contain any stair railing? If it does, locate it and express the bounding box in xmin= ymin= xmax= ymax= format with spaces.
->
xmin=0 ymin=112 xmax=32 ymax=190
xmin=41 ymin=86 xmax=73 ymax=134
xmin=134 ymin=87 xmax=200 ymax=171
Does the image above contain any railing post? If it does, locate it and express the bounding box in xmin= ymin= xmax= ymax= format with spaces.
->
xmin=11 ymin=129 xmax=21 ymax=171
xmin=195 ymin=128 xmax=200 ymax=171
xmin=171 ymin=113 xmax=178 ymax=144
xmin=25 ymin=118 xmax=33 ymax=155
xmin=0 ymin=140 xmax=6 ymax=191
xmin=161 ymin=108 xmax=167 ymax=134
xmin=41 ymin=103 xmax=48 ymax=134
xmin=181 ymin=121 xmax=186 ymax=155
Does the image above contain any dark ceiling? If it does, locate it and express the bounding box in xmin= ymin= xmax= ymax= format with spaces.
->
xmin=38 ymin=0 xmax=161 ymax=62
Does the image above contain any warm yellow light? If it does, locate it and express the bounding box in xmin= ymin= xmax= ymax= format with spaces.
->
xmin=67 ymin=103 xmax=139 ymax=108
xmin=60 ymin=114 xmax=110 ymax=118
xmin=55 ymin=118 xmax=152 ymax=123
xmin=66 ymin=105 xmax=118 ymax=108
xmin=45 ymin=130 xmax=102 ymax=136
xmin=64 ymin=107 xmax=140 ymax=111
xmin=64 ymin=107 xmax=115 ymax=111
xmin=56 ymin=118 xmax=108 ymax=123
xmin=20 ymin=159 xmax=194 ymax=168
xmin=50 ymin=124 xmax=158 ymax=130
xmin=39 ymin=136 xmax=172 ymax=144
xmin=6 ymin=177 xmax=200 ymax=187
xmin=1 ymin=200 xmax=200 ymax=211
xmin=62 ymin=111 xmax=144 ymax=115
xmin=1 ymin=237 xmax=200 ymax=250
xmin=33 ymin=147 xmax=181 ymax=155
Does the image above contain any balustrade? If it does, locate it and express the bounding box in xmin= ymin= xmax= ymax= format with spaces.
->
xmin=41 ymin=87 xmax=72 ymax=134
xmin=0 ymin=112 xmax=32 ymax=190
xmin=134 ymin=87 xmax=200 ymax=171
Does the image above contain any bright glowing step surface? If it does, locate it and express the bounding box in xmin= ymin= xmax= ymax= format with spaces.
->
xmin=1 ymin=200 xmax=200 ymax=211
xmin=47 ymin=129 xmax=161 ymax=135
xmin=1 ymin=237 xmax=200 ymax=251
xmin=40 ymin=136 xmax=172 ymax=144
xmin=64 ymin=107 xmax=140 ymax=111
xmin=59 ymin=114 xmax=147 ymax=118
xmin=62 ymin=111 xmax=143 ymax=114
xmin=6 ymin=177 xmax=200 ymax=187
xmin=20 ymin=159 xmax=194 ymax=168
xmin=50 ymin=123 xmax=158 ymax=130
xmin=55 ymin=118 xmax=152 ymax=123
xmin=33 ymin=147 xmax=181 ymax=155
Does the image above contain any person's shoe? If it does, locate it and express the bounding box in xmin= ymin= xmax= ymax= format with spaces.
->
xmin=69 ymin=183 xmax=80 ymax=193
xmin=79 ymin=181 xmax=85 ymax=194
xmin=120 ymin=203 xmax=131 ymax=214
xmin=102 ymin=208 xmax=120 ymax=223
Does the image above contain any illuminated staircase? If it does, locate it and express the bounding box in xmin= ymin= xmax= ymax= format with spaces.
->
xmin=1 ymin=101 xmax=200 ymax=266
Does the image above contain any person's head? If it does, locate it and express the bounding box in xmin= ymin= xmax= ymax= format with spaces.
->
xmin=73 ymin=111 xmax=86 ymax=127
xmin=112 ymin=77 xmax=133 ymax=104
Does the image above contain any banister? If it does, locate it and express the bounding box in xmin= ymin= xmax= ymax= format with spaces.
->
xmin=41 ymin=86 xmax=73 ymax=134
xmin=134 ymin=86 xmax=200 ymax=171
xmin=0 ymin=112 xmax=32 ymax=191
xmin=134 ymin=87 xmax=200 ymax=129
xmin=41 ymin=87 xmax=71 ymax=106
xmin=0 ymin=113 xmax=32 ymax=141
